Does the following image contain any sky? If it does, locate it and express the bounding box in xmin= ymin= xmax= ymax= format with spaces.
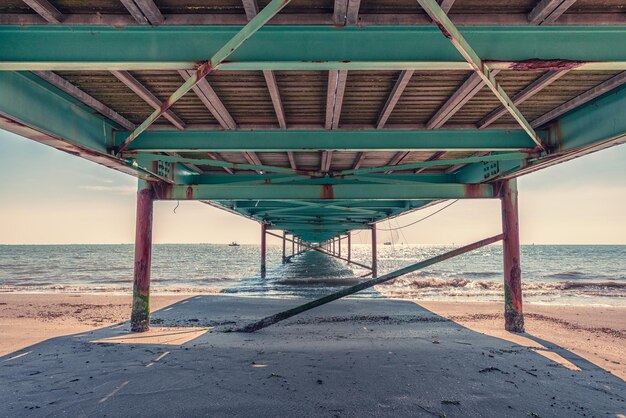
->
xmin=0 ymin=128 xmax=625 ymax=245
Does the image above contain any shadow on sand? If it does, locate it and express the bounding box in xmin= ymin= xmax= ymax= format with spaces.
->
xmin=1 ymin=294 xmax=625 ymax=417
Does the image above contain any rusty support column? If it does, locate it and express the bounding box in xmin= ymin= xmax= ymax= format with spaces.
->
xmin=291 ymin=234 xmax=295 ymax=257
xmin=332 ymin=237 xmax=336 ymax=255
xmin=130 ymin=181 xmax=155 ymax=332
xmin=282 ymin=231 xmax=287 ymax=264
xmin=347 ymin=232 xmax=351 ymax=264
xmin=261 ymin=223 xmax=267 ymax=277
xmin=371 ymin=224 xmax=378 ymax=278
xmin=501 ymin=179 xmax=525 ymax=332
xmin=338 ymin=235 xmax=342 ymax=258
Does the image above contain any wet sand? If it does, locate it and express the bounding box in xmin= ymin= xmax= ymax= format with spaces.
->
xmin=1 ymin=293 xmax=624 ymax=380
xmin=1 ymin=294 xmax=624 ymax=417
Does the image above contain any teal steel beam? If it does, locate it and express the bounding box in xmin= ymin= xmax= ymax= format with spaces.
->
xmin=2 ymin=26 xmax=626 ymax=70
xmin=154 ymin=183 xmax=495 ymax=200
xmin=417 ymin=0 xmax=543 ymax=149
xmin=191 ymin=173 xmax=455 ymax=185
xmin=120 ymin=129 xmax=537 ymax=152
xmin=457 ymin=84 xmax=626 ymax=182
xmin=337 ymin=152 xmax=532 ymax=176
xmin=0 ymin=71 xmax=162 ymax=181
xmin=117 ymin=0 xmax=292 ymax=153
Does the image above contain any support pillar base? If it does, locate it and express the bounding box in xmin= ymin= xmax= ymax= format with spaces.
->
xmin=131 ymin=290 xmax=150 ymax=332
xmin=504 ymin=311 xmax=525 ymax=333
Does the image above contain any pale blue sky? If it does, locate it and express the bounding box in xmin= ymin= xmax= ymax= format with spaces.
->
xmin=1 ymin=129 xmax=625 ymax=245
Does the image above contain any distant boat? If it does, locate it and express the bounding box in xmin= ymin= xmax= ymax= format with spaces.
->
xmin=228 ymin=241 xmax=240 ymax=247
xmin=384 ymin=242 xmax=392 ymax=246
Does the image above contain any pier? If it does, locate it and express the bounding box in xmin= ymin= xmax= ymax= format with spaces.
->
xmin=1 ymin=0 xmax=625 ymax=337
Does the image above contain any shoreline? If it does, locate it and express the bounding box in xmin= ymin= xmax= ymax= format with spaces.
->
xmin=1 ymin=293 xmax=624 ymax=381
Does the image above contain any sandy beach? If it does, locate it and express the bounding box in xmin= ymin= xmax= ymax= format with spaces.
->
xmin=1 ymin=293 xmax=624 ymax=380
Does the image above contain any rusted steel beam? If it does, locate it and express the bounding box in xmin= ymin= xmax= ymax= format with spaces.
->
xmin=22 ymin=0 xmax=62 ymax=23
xmin=377 ymin=70 xmax=414 ymax=129
xmin=417 ymin=0 xmax=543 ymax=149
xmin=239 ymin=234 xmax=503 ymax=332
xmin=261 ymin=223 xmax=267 ymax=277
xmin=371 ymin=224 xmax=378 ymax=278
xmin=131 ymin=181 xmax=154 ymax=332
xmin=531 ymin=71 xmax=626 ymax=128
xmin=426 ymin=71 xmax=499 ymax=130
xmin=528 ymin=0 xmax=577 ymax=26
xmin=478 ymin=70 xmax=569 ymax=129
xmin=325 ymin=70 xmax=348 ymax=130
xmin=500 ymin=179 xmax=524 ymax=332
xmin=178 ymin=70 xmax=236 ymax=130
xmin=116 ymin=0 xmax=292 ymax=153
xmin=33 ymin=71 xmax=134 ymax=130
xmin=111 ymin=71 xmax=186 ymax=130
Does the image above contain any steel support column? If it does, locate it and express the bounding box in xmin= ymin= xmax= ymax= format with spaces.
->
xmin=291 ymin=234 xmax=295 ymax=258
xmin=282 ymin=231 xmax=287 ymax=264
xmin=261 ymin=223 xmax=267 ymax=277
xmin=347 ymin=232 xmax=351 ymax=264
xmin=500 ymin=179 xmax=524 ymax=332
xmin=371 ymin=224 xmax=378 ymax=278
xmin=338 ymin=236 xmax=341 ymax=258
xmin=130 ymin=181 xmax=154 ymax=332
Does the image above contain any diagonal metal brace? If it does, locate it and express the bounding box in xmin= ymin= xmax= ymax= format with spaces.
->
xmin=416 ymin=0 xmax=545 ymax=150
xmin=116 ymin=0 xmax=292 ymax=153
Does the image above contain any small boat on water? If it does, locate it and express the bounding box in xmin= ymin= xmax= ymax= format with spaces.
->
xmin=384 ymin=242 xmax=392 ymax=246
xmin=228 ymin=241 xmax=240 ymax=247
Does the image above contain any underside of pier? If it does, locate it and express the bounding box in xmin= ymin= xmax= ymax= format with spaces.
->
xmin=1 ymin=0 xmax=625 ymax=332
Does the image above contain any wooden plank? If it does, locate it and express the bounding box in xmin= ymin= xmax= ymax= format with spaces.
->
xmin=439 ymin=0 xmax=456 ymax=13
xmin=207 ymin=152 xmax=234 ymax=174
xmin=529 ymin=0 xmax=577 ymax=25
xmin=242 ymin=0 xmax=259 ymax=20
xmin=427 ymin=71 xmax=500 ymax=130
xmin=21 ymin=0 xmax=62 ymax=23
xmin=377 ymin=70 xmax=414 ymax=129
xmin=531 ymin=71 xmax=626 ymax=128
xmin=119 ymin=0 xmax=149 ymax=25
xmin=384 ymin=151 xmax=410 ymax=174
xmin=178 ymin=70 xmax=236 ymax=130
xmin=263 ymin=70 xmax=287 ymax=129
xmin=415 ymin=151 xmax=447 ymax=174
xmin=353 ymin=152 xmax=366 ymax=169
xmin=346 ymin=0 xmax=361 ymax=25
xmin=111 ymin=70 xmax=186 ymax=130
xmin=333 ymin=0 xmax=348 ymax=25
xmin=478 ymin=70 xmax=569 ymax=129
xmin=325 ymin=70 xmax=348 ymax=129
xmin=287 ymin=152 xmax=297 ymax=170
xmin=134 ymin=0 xmax=164 ymax=26
xmin=33 ymin=71 xmax=134 ymax=130
xmin=321 ymin=150 xmax=334 ymax=172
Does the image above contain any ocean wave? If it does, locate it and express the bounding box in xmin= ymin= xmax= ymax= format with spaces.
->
xmin=544 ymin=271 xmax=587 ymax=280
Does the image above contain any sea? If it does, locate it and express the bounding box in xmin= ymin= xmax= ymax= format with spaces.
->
xmin=1 ymin=244 xmax=625 ymax=306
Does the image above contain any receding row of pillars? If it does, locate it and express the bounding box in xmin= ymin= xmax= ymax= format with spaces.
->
xmin=130 ymin=179 xmax=524 ymax=333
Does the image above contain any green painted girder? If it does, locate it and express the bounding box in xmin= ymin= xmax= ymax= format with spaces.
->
xmin=226 ymin=200 xmax=425 ymax=209
xmin=121 ymin=129 xmax=538 ymax=152
xmin=193 ymin=173 xmax=456 ymax=185
xmin=456 ymin=84 xmax=626 ymax=182
xmin=2 ymin=26 xmax=626 ymax=70
xmin=0 ymin=71 xmax=161 ymax=181
xmin=158 ymin=183 xmax=495 ymax=200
